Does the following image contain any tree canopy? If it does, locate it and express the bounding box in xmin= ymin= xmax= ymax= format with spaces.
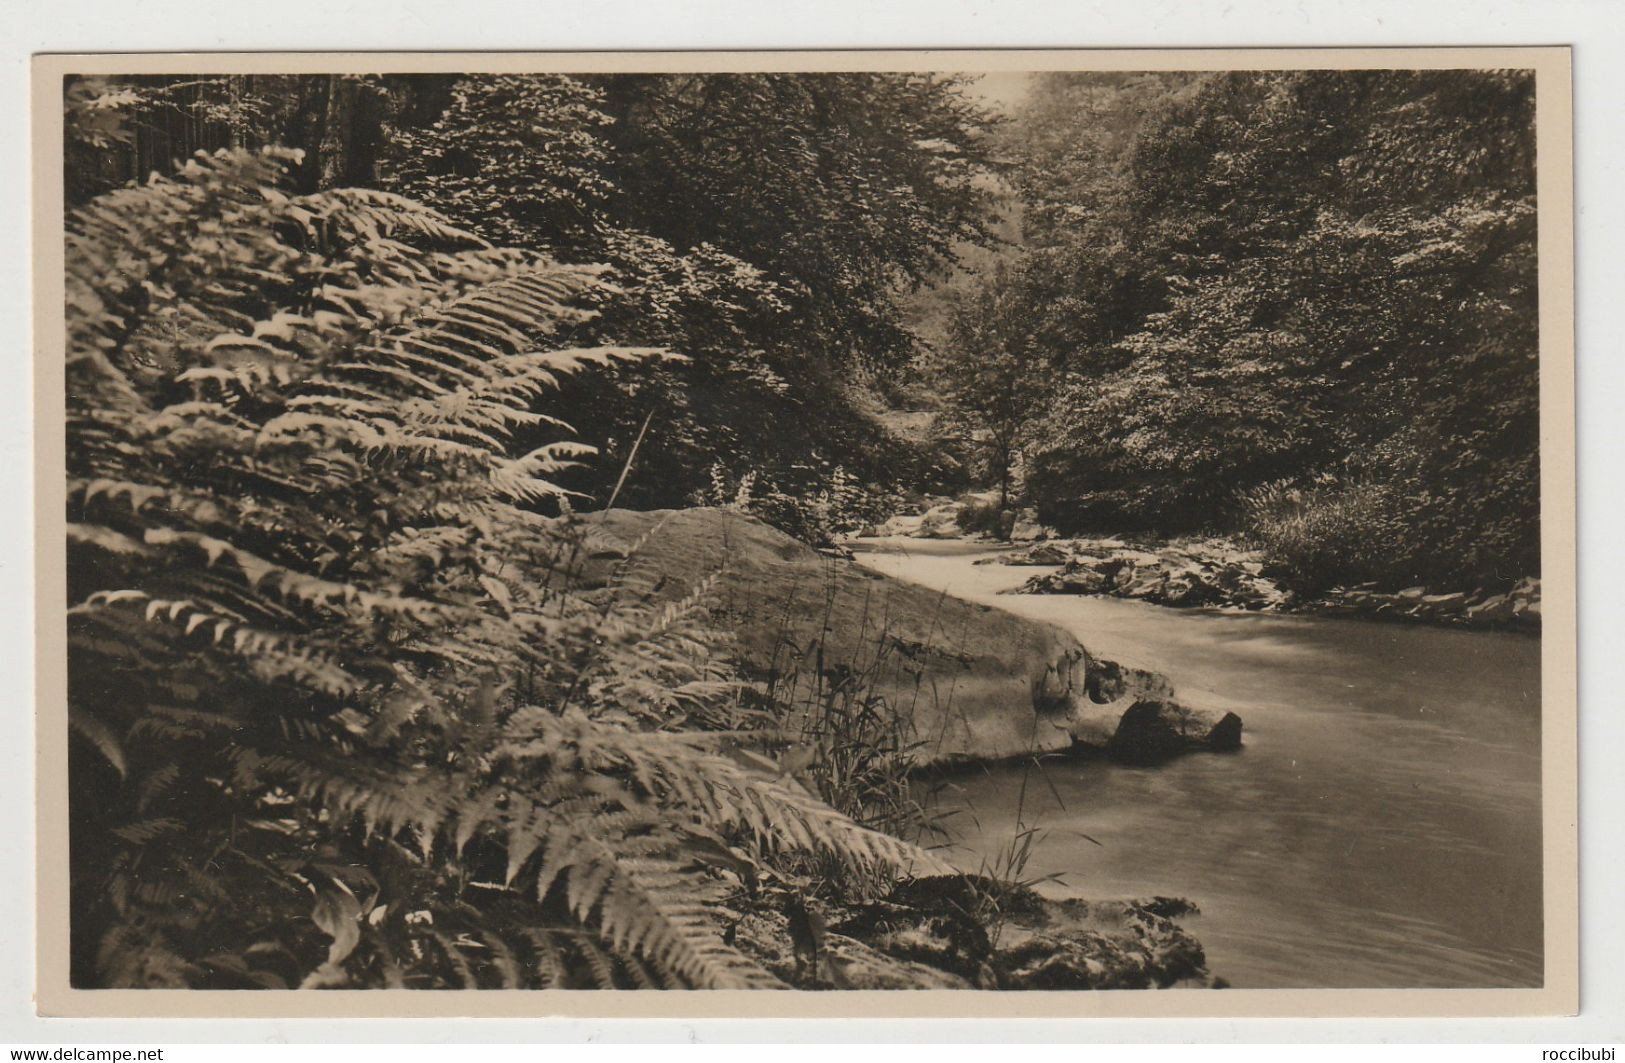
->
xmin=949 ymin=69 xmax=1541 ymax=588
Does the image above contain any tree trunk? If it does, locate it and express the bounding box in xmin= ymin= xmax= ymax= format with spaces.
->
xmin=288 ymin=76 xmax=329 ymax=193
xmin=317 ymin=75 xmax=357 ymax=189
xmin=312 ymin=74 xmax=386 ymax=190
xmin=226 ymin=75 xmax=245 ymax=149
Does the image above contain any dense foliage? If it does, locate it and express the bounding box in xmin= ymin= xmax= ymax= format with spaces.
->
xmin=65 ymin=149 xmax=941 ymax=989
xmin=929 ymin=265 xmax=1052 ymax=512
xmin=593 ymin=73 xmax=1000 ymax=371
xmin=946 ymin=70 xmax=1540 ymax=589
xmin=63 ymin=72 xmax=1002 ymax=536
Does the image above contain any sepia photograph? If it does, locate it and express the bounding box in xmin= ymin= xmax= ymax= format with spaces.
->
xmin=31 ymin=48 xmax=1576 ymax=1018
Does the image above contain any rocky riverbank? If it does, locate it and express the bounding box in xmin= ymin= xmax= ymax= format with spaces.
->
xmin=863 ymin=494 xmax=1050 ymax=543
xmin=589 ymin=508 xmax=1243 ymax=765
xmin=991 ymin=537 xmax=1541 ymax=632
xmin=577 ymin=508 xmax=1233 ymax=989
xmin=855 ymin=492 xmax=1540 ymax=630
xmin=728 ymin=875 xmax=1219 ymax=990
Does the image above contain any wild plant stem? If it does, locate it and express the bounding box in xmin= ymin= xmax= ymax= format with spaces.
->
xmin=604 ymin=409 xmax=654 ymax=513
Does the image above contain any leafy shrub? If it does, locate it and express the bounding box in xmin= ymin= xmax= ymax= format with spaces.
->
xmin=64 ymin=148 xmax=941 ymax=990
xmin=954 ymin=495 xmax=1011 ymax=540
xmin=382 ymin=75 xmax=616 ymax=257
xmin=1239 ymin=478 xmax=1414 ymax=594
xmin=763 ymin=624 xmax=937 ymax=849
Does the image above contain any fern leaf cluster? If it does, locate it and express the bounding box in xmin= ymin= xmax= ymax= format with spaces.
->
xmin=65 ymin=148 xmax=937 ymax=991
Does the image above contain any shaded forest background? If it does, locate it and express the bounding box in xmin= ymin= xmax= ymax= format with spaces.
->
xmin=66 ymin=69 xmax=1539 ymax=591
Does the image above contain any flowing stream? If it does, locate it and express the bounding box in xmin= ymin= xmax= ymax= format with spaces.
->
xmin=850 ymin=537 xmax=1543 ymax=990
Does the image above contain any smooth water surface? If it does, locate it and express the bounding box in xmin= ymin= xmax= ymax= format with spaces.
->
xmin=852 ymin=537 xmax=1543 ymax=989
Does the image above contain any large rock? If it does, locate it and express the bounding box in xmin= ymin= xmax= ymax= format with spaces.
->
xmin=914 ymin=501 xmax=965 ymax=539
xmin=833 ymin=877 xmax=1217 ymax=990
xmin=991 ymin=896 xmax=1214 ymax=989
xmin=727 ymin=875 xmax=1218 ymax=989
xmin=1008 ymin=509 xmax=1056 ymax=542
xmin=1000 ymin=541 xmax=1073 ymax=566
xmin=1067 ymin=657 xmax=1242 ymax=761
xmin=728 ymin=907 xmax=974 ymax=989
xmin=1104 ymin=700 xmax=1244 ymax=763
xmin=865 ymin=512 xmax=926 ymax=537
xmin=574 ymin=508 xmax=1239 ymax=766
xmin=861 ymin=500 xmax=966 ymax=539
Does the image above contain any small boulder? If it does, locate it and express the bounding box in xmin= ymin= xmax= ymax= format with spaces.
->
xmin=1103 ymin=700 xmax=1244 ymax=763
xmin=1121 ymin=570 xmax=1166 ymax=599
xmin=869 ymin=513 xmax=926 ymax=537
xmin=1161 ymin=574 xmax=1223 ymax=607
xmin=916 ymin=503 xmax=964 ymax=539
xmin=1465 ymin=593 xmax=1517 ymax=623
xmin=729 ymin=907 xmax=974 ymax=989
xmin=1062 ymin=657 xmax=1242 ymax=761
xmin=1055 ymin=568 xmax=1111 ymax=594
xmin=1004 ymin=541 xmax=1074 ymax=566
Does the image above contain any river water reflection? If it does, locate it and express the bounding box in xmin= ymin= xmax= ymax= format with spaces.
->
xmin=852 ymin=537 xmax=1543 ymax=989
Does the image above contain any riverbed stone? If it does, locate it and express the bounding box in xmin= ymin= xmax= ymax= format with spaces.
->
xmin=1465 ymin=594 xmax=1517 ymax=622
xmin=1102 ymin=699 xmax=1244 ymax=763
xmin=1008 ymin=541 xmax=1073 ymax=566
xmin=1053 ymin=567 xmax=1113 ymax=594
xmin=999 ymin=534 xmax=1529 ymax=630
xmin=1009 ymin=510 xmax=1056 ymax=542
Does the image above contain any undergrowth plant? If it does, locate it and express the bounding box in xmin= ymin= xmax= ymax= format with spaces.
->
xmin=748 ymin=559 xmax=966 ymax=906
xmin=64 ymin=147 xmax=942 ymax=990
xmin=966 ymin=819 xmax=1060 ymax=952
xmin=1237 ymin=476 xmax=1415 ymax=593
xmin=701 ymin=462 xmax=898 ymax=547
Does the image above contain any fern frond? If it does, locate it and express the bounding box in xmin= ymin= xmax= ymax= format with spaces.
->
xmin=64 ymin=146 xmax=904 ymax=994
xmin=525 ymin=816 xmax=781 ymax=990
xmin=501 ymin=708 xmax=949 ymax=878
xmin=285 ymin=186 xmax=492 ymax=252
xmin=67 ymin=522 xmax=151 ymax=558
xmin=69 ymin=703 xmax=128 ymax=777
xmin=489 ymin=443 xmax=598 ymax=503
